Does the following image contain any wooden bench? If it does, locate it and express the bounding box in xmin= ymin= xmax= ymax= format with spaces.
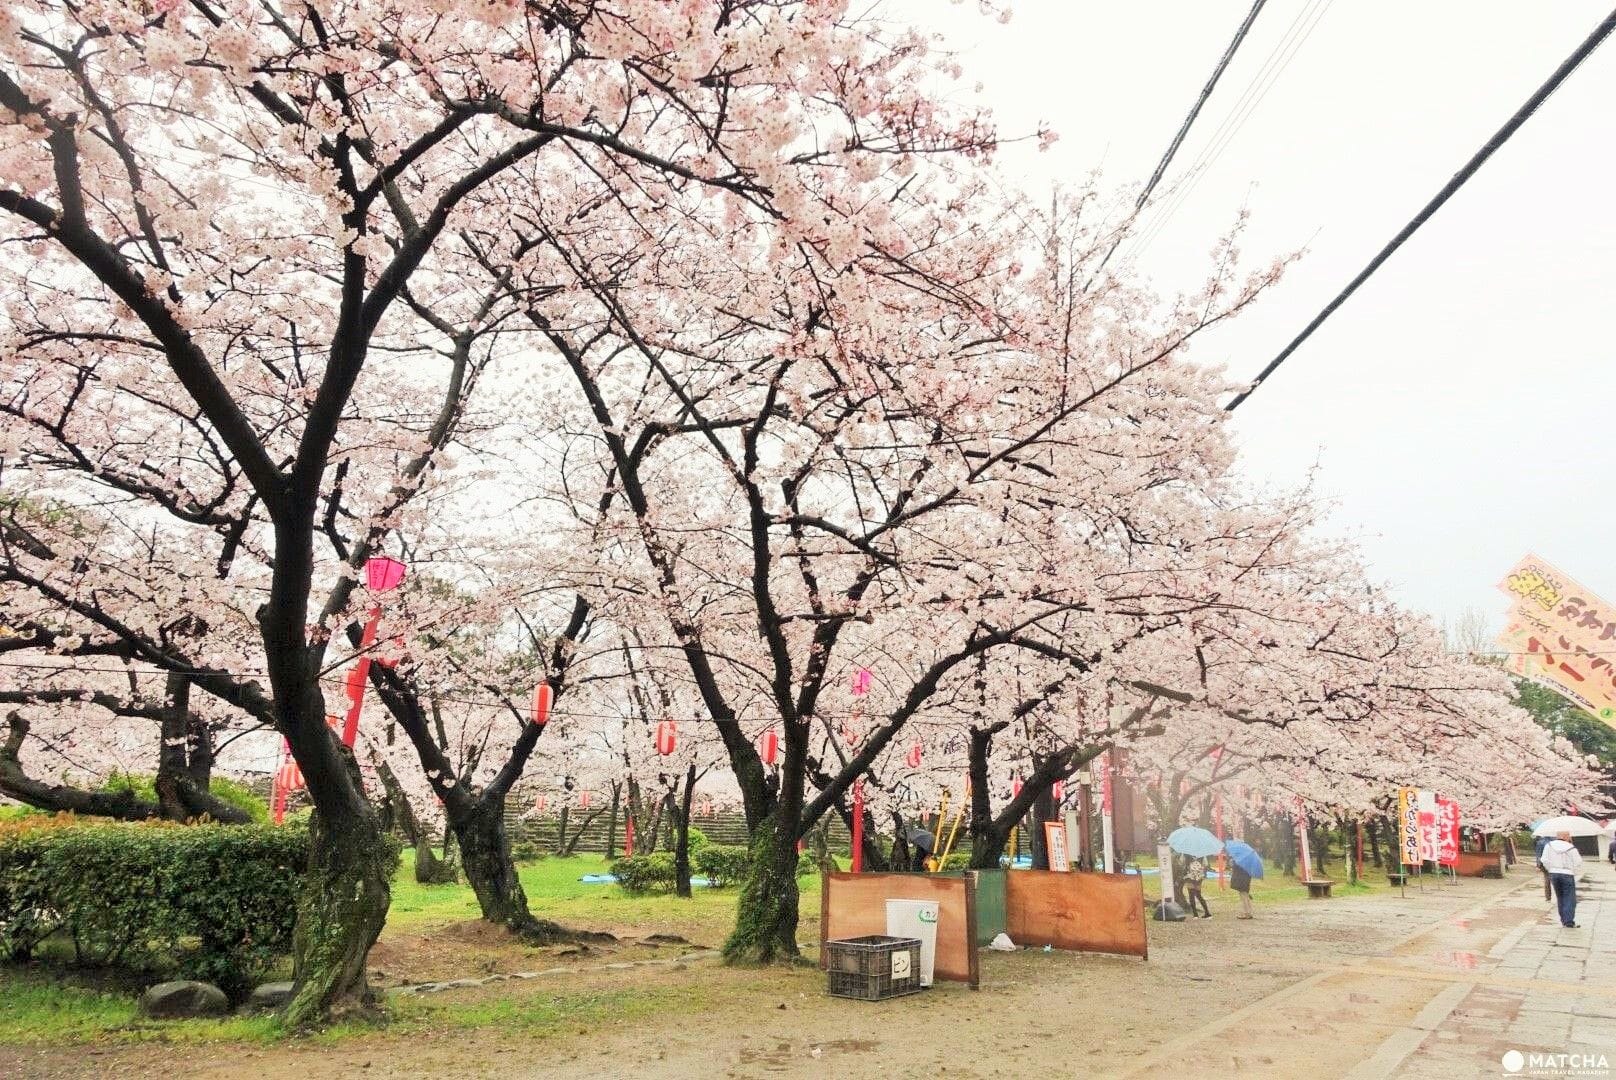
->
xmin=1302 ymin=879 xmax=1335 ymax=899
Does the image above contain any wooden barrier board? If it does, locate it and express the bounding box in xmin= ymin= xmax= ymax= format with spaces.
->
xmin=820 ymin=872 xmax=979 ymax=988
xmin=1003 ymin=870 xmax=1148 ymax=958
xmin=1453 ymin=851 xmax=1505 ymax=878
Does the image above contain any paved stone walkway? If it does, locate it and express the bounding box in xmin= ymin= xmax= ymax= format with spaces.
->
xmin=1382 ymin=860 xmax=1616 ymax=1078
xmin=1118 ymin=862 xmax=1616 ymax=1079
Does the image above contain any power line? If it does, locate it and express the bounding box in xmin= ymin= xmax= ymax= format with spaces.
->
xmin=1225 ymin=6 xmax=1616 ymax=412
xmin=1128 ymin=0 xmax=1334 ymax=259
xmin=1136 ymin=0 xmax=1270 ymax=212
xmin=1091 ymin=0 xmax=1271 ymax=280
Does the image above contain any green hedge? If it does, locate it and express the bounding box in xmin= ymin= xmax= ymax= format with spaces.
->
xmin=612 ymin=852 xmax=676 ymax=893
xmin=615 ymin=844 xmax=819 ymax=893
xmin=0 ymin=820 xmax=308 ymax=998
xmin=693 ymin=844 xmax=749 ymax=887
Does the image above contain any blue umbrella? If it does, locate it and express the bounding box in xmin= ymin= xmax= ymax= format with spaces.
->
xmin=1223 ymin=840 xmax=1265 ymax=879
xmin=1167 ymin=826 xmax=1224 ymax=858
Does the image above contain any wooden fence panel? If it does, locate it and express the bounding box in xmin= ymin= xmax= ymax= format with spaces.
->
xmin=1004 ymin=870 xmax=1147 ymax=958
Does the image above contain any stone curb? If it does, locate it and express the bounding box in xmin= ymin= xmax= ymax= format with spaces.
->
xmin=387 ymin=950 xmax=722 ymax=997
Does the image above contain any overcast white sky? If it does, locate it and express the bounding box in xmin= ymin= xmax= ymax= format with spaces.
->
xmin=889 ymin=0 xmax=1616 ymax=632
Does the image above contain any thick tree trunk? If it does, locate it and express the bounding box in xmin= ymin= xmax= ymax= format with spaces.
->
xmin=645 ymin=797 xmax=665 ymax=855
xmin=1029 ymin=784 xmax=1055 ymax=871
xmin=184 ymin=709 xmax=214 ymax=788
xmin=285 ymin=769 xmax=394 ymax=1027
xmin=452 ymin=795 xmax=566 ymax=941
xmin=724 ymin=811 xmax=801 ymax=964
xmin=554 ymin=805 xmax=570 ymax=855
xmin=887 ymin=808 xmax=910 ymax=871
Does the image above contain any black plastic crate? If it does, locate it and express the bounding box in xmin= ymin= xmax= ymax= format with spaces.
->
xmin=825 ymin=935 xmax=923 ymax=1000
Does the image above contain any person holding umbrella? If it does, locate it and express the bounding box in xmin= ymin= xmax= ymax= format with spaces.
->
xmin=1184 ymin=856 xmax=1211 ymax=918
xmin=1541 ymin=830 xmax=1584 ymax=928
xmin=1223 ymin=839 xmax=1265 ymax=919
xmin=1167 ymin=827 xmax=1224 ymax=919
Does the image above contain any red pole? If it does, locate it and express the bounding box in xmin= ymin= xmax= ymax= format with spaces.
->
xmin=340 ymin=607 xmax=381 ymax=748
xmin=624 ymin=815 xmax=635 ymax=858
xmin=851 ymin=780 xmax=865 ymax=873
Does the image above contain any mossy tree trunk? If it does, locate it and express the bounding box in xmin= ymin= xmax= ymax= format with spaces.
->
xmin=724 ymin=811 xmax=803 ymax=963
xmin=283 ymin=726 xmax=396 ymax=1028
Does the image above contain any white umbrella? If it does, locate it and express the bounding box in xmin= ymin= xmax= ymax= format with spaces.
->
xmin=1531 ymin=815 xmax=1604 ymax=838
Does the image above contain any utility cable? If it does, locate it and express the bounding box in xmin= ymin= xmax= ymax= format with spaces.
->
xmin=1137 ymin=0 xmax=1270 ymax=213
xmin=1090 ymin=0 xmax=1270 ymax=280
xmin=1225 ymin=6 xmax=1616 ymax=412
xmin=1130 ymin=0 xmax=1334 ymax=258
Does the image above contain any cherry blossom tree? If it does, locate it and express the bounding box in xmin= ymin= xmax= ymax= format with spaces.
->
xmin=489 ymin=107 xmax=1293 ymax=958
xmin=7 ymin=0 xmax=1006 ymax=1018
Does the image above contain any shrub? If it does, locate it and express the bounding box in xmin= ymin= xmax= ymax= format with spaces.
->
xmin=509 ymin=838 xmax=549 ymax=863
xmin=693 ymin=844 xmax=749 ymax=887
xmin=685 ymin=825 xmax=710 ymax=852
xmin=612 ymin=852 xmax=676 ymax=894
xmin=0 ymin=818 xmax=309 ymax=998
xmin=938 ymin=852 xmax=972 ymax=872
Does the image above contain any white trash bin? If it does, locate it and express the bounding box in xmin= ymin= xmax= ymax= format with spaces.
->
xmin=885 ymin=899 xmax=940 ymax=987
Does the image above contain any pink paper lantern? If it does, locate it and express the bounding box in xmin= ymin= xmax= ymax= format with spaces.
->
xmin=532 ymin=683 xmax=553 ymax=727
xmin=1053 ymin=780 xmax=1065 ymax=803
xmin=851 ymin=668 xmax=873 ymax=696
xmin=758 ymin=728 xmax=779 ymax=766
xmin=579 ymin=791 xmax=591 ymax=809
xmin=905 ymin=743 xmax=922 ymax=769
xmin=1012 ymin=778 xmax=1023 ymax=799
xmin=534 ymin=793 xmax=548 ymax=812
xmin=655 ymin=719 xmax=678 ymax=756
xmin=365 ymin=555 xmax=407 ymax=593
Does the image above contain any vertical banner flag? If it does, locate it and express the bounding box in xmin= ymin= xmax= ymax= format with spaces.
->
xmin=1436 ymin=797 xmax=1460 ymax=867
xmin=1417 ymin=789 xmax=1438 ymax=863
xmin=1398 ymin=787 xmax=1420 ymax=865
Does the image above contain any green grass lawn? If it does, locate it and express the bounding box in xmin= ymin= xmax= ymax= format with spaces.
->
xmin=394 ymin=847 xmax=765 ymax=937
xmin=389 ymin=850 xmax=832 ymax=943
xmin=1130 ymin=852 xmax=1407 ymax=904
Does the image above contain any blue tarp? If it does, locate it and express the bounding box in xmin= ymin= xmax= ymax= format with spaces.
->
xmin=578 ymin=873 xmax=718 ymax=887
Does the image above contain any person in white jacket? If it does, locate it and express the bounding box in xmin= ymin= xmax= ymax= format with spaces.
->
xmin=1541 ymin=831 xmax=1584 ymax=928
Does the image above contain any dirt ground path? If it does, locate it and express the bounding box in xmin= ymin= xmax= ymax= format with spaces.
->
xmin=0 ymin=873 xmax=1545 ymax=1079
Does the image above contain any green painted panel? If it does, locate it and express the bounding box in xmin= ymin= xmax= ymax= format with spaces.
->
xmin=967 ymin=869 xmax=1006 ymax=944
